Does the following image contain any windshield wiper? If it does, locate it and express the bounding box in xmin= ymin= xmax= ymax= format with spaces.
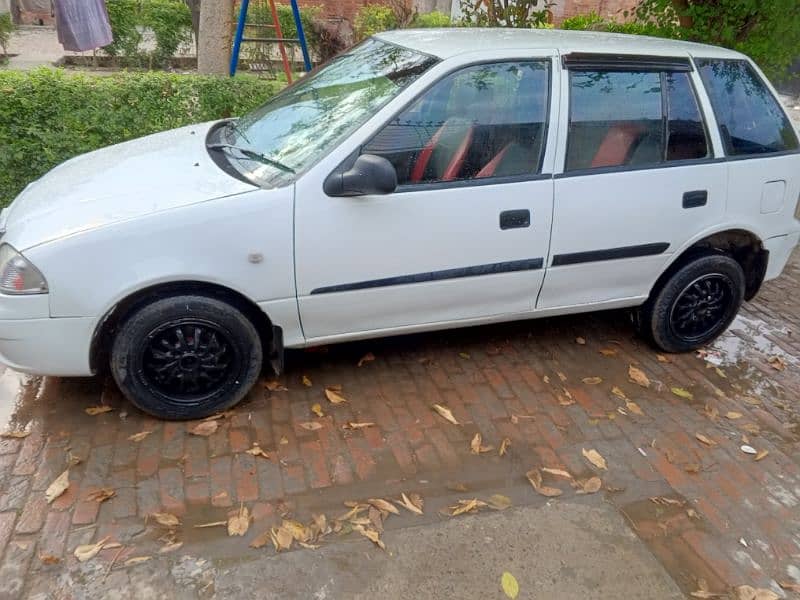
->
xmin=207 ymin=143 xmax=295 ymax=174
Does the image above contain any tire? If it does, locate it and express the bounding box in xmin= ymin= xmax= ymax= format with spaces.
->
xmin=110 ymin=295 xmax=262 ymax=420
xmin=639 ymin=253 xmax=745 ymax=353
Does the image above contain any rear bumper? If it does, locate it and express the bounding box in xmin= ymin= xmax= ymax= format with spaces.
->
xmin=764 ymin=232 xmax=800 ymax=280
xmin=0 ymin=314 xmax=95 ymax=376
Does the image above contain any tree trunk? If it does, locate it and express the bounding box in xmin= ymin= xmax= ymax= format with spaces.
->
xmin=197 ymin=0 xmax=233 ymax=75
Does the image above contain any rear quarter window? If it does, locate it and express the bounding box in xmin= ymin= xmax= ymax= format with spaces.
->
xmin=696 ymin=58 xmax=799 ymax=156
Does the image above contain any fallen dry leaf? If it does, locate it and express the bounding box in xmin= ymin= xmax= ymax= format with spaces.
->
xmin=124 ymin=556 xmax=151 ymax=567
xmin=501 ymin=571 xmax=520 ymax=599
xmin=190 ymin=420 xmax=219 ymax=437
xmin=227 ymin=504 xmax=250 ymax=537
xmin=0 ymin=430 xmax=30 ymax=438
xmin=39 ymin=553 xmax=61 ymax=565
xmin=85 ymin=488 xmax=115 ymax=503
xmin=656 ymin=354 xmax=671 ymax=363
xmin=469 ymin=433 xmax=493 ymax=454
xmin=302 ymin=375 xmax=312 ymax=387
xmin=432 ymin=404 xmax=460 ymax=425
xmin=499 ymin=437 xmax=510 ymax=456
xmin=695 ymin=433 xmax=717 ymax=447
xmin=272 ymin=526 xmax=294 ymax=551
xmin=715 ymin=367 xmax=726 ymax=379
xmin=264 ymin=380 xmax=288 ymax=392
xmin=767 ymin=356 xmax=786 ymax=371
xmin=778 ymin=581 xmax=800 ymax=593
xmin=557 ymin=371 xmax=568 ymax=382
xmin=582 ymin=377 xmax=603 ymax=385
xmin=127 ymin=431 xmax=152 ymax=443
xmin=459 ymin=352 xmax=471 ymax=359
xmin=575 ymin=337 xmax=586 ymax=345
xmin=282 ymin=519 xmax=312 ymax=542
xmin=449 ymin=498 xmax=488 ymax=515
xmin=611 ymin=386 xmax=627 ymax=400
xmin=396 ymin=492 xmax=424 ymax=515
xmin=368 ymin=498 xmax=400 ymax=515
xmin=357 ymin=352 xmax=376 ymax=367
xmin=487 ymin=494 xmax=512 ymax=510
xmin=624 ymin=398 xmax=644 ymax=416
xmin=324 ymin=387 xmax=348 ymax=404
xmin=279 ymin=436 xmax=289 ymax=445
xmin=299 ymin=421 xmax=323 ymax=431
xmin=84 ymin=406 xmax=113 ymax=416
xmin=342 ymin=421 xmax=376 ymax=430
xmin=671 ymin=387 xmax=694 ymax=400
xmin=526 ymin=468 xmax=563 ymax=497
xmin=582 ymin=448 xmax=608 ymax=470
xmin=45 ymin=469 xmax=70 ymax=504
xmin=541 ymin=467 xmax=572 ymax=479
xmin=725 ymin=411 xmax=743 ymax=420
xmin=73 ymin=537 xmax=110 ymax=563
xmin=599 ymin=348 xmax=618 ymax=357
xmin=628 ymin=365 xmax=651 ymax=388
xmin=151 ymin=512 xmax=181 ymax=528
xmin=245 ymin=443 xmax=270 ymax=459
xmin=311 ymin=403 xmax=324 ymax=418
xmin=754 ymin=449 xmax=769 ymax=461
xmin=735 ymin=585 xmax=779 ymax=600
xmin=579 ymin=477 xmax=602 ymax=494
xmin=159 ymin=542 xmax=183 ymax=554
xmin=353 ymin=524 xmax=385 ymax=550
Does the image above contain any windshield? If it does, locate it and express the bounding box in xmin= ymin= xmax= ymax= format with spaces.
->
xmin=223 ymin=39 xmax=438 ymax=187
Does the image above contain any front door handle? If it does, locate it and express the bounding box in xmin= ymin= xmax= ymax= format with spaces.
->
xmin=683 ymin=190 xmax=708 ymax=208
xmin=500 ymin=209 xmax=531 ymax=230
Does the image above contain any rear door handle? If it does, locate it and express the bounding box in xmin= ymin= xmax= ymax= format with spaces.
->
xmin=683 ymin=190 xmax=708 ymax=208
xmin=500 ymin=209 xmax=531 ymax=230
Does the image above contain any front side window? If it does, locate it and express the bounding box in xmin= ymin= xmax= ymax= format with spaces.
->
xmin=364 ymin=60 xmax=551 ymax=186
xmin=224 ymin=39 xmax=437 ymax=187
xmin=566 ymin=69 xmax=709 ymax=172
xmin=696 ymin=58 xmax=799 ymax=157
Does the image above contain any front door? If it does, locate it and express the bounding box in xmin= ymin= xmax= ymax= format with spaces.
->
xmin=539 ymin=56 xmax=727 ymax=309
xmin=296 ymin=57 xmax=558 ymax=341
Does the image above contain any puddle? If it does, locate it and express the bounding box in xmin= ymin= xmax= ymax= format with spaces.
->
xmin=705 ymin=314 xmax=794 ymax=368
xmin=0 ymin=366 xmax=42 ymax=432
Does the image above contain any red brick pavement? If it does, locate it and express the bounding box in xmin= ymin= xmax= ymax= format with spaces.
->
xmin=1 ymin=251 xmax=800 ymax=597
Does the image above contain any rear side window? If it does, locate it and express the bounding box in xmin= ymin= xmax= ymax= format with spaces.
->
xmin=364 ymin=60 xmax=551 ymax=185
xmin=696 ymin=59 xmax=799 ymax=156
xmin=566 ymin=69 xmax=709 ymax=171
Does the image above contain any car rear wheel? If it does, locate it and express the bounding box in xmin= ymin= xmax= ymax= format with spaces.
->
xmin=639 ymin=254 xmax=745 ymax=353
xmin=110 ymin=295 xmax=262 ymax=420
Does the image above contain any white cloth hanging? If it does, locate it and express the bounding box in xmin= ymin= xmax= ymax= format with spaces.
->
xmin=53 ymin=0 xmax=112 ymax=52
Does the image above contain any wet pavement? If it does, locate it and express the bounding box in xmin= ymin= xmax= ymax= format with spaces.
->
xmin=0 ymin=248 xmax=799 ymax=598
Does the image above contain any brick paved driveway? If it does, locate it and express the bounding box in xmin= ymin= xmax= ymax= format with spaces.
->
xmin=1 ymin=250 xmax=800 ymax=598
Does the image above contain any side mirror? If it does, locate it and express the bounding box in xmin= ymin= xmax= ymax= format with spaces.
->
xmin=324 ymin=154 xmax=398 ymax=197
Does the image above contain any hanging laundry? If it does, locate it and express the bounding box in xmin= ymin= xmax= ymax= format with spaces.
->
xmin=53 ymin=0 xmax=113 ymax=52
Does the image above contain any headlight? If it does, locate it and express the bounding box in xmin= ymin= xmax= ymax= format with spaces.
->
xmin=0 ymin=245 xmax=48 ymax=294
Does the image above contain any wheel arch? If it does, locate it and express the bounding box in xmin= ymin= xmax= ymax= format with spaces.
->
xmin=651 ymin=228 xmax=767 ymax=302
xmin=90 ymin=280 xmax=279 ymax=374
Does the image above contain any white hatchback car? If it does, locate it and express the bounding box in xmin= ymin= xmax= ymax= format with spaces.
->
xmin=1 ymin=29 xmax=798 ymax=419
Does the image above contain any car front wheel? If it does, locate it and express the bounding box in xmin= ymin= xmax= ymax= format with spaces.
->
xmin=110 ymin=295 xmax=262 ymax=420
xmin=639 ymin=253 xmax=745 ymax=353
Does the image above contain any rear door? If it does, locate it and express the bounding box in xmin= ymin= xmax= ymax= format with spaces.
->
xmin=538 ymin=54 xmax=727 ymax=309
xmin=295 ymin=55 xmax=559 ymax=340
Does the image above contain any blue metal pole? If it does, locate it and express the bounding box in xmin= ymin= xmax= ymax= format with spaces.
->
xmin=229 ymin=0 xmax=251 ymax=77
xmin=290 ymin=0 xmax=312 ymax=73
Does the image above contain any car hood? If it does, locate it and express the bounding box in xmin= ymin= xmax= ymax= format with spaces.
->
xmin=1 ymin=121 xmax=257 ymax=251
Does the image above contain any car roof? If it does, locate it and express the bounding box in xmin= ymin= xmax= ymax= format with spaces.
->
xmin=374 ymin=28 xmax=746 ymax=61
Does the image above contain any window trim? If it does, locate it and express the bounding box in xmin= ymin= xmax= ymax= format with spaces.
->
xmin=562 ymin=53 xmax=692 ymax=73
xmin=325 ymin=56 xmax=556 ymax=195
xmin=694 ymin=57 xmax=800 ymax=159
xmin=562 ymin=61 xmax=713 ymax=174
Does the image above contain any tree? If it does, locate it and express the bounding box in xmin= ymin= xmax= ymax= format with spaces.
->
xmin=635 ymin=0 xmax=800 ymax=80
xmin=197 ymin=0 xmax=233 ymax=75
xmin=184 ymin=0 xmax=201 ymax=49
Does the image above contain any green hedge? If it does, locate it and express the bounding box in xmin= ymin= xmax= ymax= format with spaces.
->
xmin=0 ymin=68 xmax=284 ymax=207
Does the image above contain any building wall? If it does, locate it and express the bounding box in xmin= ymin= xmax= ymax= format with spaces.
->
xmin=0 ymin=0 xmax=10 ymax=15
